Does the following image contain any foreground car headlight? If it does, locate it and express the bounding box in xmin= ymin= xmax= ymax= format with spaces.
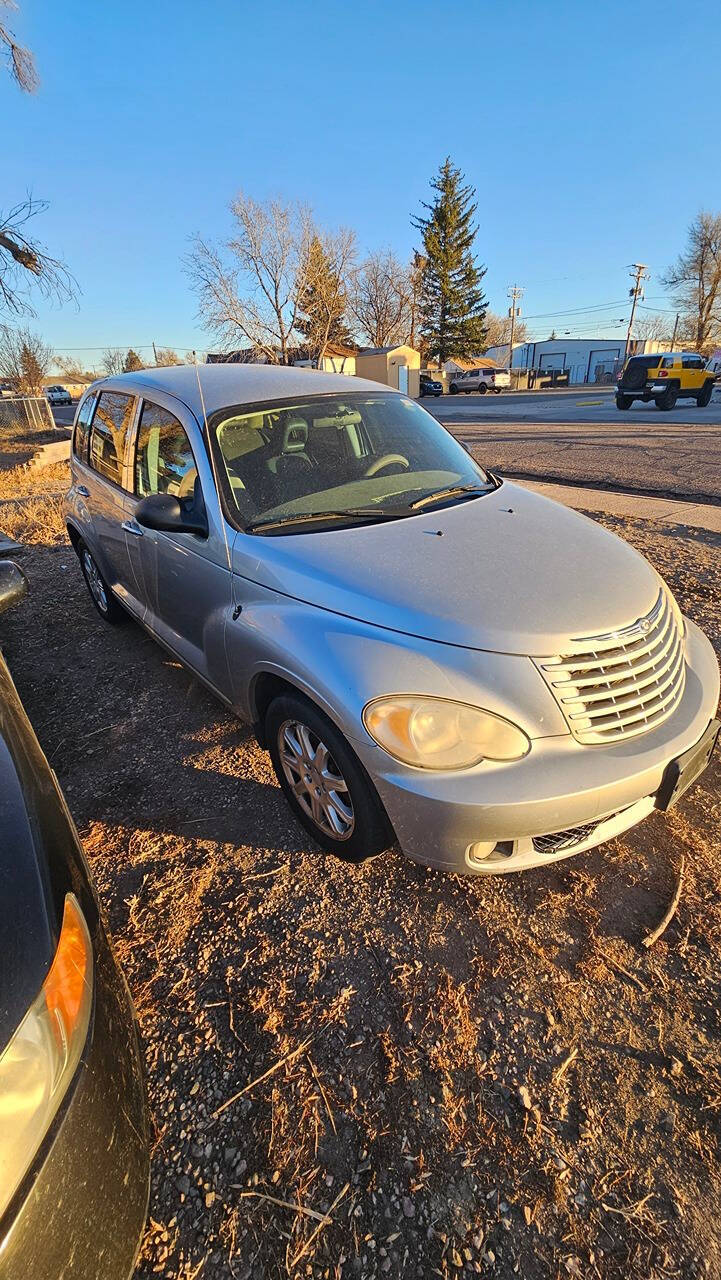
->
xmin=0 ymin=894 xmax=93 ymax=1219
xmin=363 ymin=696 xmax=530 ymax=769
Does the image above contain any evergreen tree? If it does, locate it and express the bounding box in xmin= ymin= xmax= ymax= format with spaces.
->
xmin=123 ymin=348 xmax=143 ymax=372
xmin=294 ymin=235 xmax=354 ymax=363
xmin=412 ymin=158 xmax=488 ymax=363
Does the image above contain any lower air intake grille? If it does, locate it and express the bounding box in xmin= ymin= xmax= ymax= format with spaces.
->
xmin=537 ymin=588 xmax=686 ymax=745
xmin=532 ymin=821 xmax=600 ymax=855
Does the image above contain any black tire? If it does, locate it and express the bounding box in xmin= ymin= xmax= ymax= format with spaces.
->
xmin=449 ymin=383 xmax=459 ymax=395
xmin=697 ymin=379 xmax=713 ymax=407
xmin=78 ymin=540 xmax=126 ymax=623
xmin=616 ymin=393 xmax=633 ymax=411
xmin=622 ymin=361 xmax=648 ymax=391
xmin=494 ymin=387 xmax=502 ymax=394
xmin=478 ymin=382 xmax=488 ymax=395
xmin=266 ymin=692 xmax=394 ymax=862
xmin=655 ymin=386 xmax=677 ymax=411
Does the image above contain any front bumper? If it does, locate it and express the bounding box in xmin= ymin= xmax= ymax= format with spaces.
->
xmin=355 ymin=619 xmax=719 ymax=874
xmin=0 ymin=919 xmax=150 ymax=1280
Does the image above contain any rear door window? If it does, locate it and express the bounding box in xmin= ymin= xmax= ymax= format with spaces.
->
xmin=682 ymin=355 xmax=704 ymax=369
xmin=89 ymin=391 xmax=135 ymax=487
xmin=135 ymin=400 xmax=198 ymax=499
xmin=73 ymin=392 xmax=97 ymax=462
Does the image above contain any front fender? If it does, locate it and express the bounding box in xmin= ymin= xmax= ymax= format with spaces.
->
xmin=227 ymin=576 xmax=568 ymax=742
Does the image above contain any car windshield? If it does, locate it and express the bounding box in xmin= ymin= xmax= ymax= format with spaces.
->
xmin=210 ymin=392 xmax=493 ymax=532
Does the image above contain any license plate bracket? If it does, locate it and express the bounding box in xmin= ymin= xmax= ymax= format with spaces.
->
xmin=656 ymin=719 xmax=720 ymax=812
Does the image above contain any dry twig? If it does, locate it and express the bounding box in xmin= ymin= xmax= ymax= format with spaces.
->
xmin=212 ymin=1035 xmax=314 ymax=1119
xmin=642 ymin=854 xmax=685 ymax=949
xmin=289 ymin=1181 xmax=350 ymax=1271
xmin=553 ymin=1046 xmax=578 ymax=1085
xmin=232 ymin=1189 xmax=327 ymax=1223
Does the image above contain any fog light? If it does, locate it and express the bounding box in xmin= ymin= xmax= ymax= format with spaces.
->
xmin=466 ymin=841 xmax=496 ymax=864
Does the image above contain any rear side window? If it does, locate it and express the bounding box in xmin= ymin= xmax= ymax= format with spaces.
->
xmin=134 ymin=400 xmax=197 ymax=498
xmin=73 ymin=393 xmax=96 ymax=462
xmin=89 ymin=391 xmax=135 ymax=487
xmin=682 ymin=354 xmax=704 ymax=369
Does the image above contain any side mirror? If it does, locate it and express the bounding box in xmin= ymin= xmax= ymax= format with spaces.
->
xmin=0 ymin=560 xmax=28 ymax=616
xmin=135 ymin=493 xmax=208 ymax=537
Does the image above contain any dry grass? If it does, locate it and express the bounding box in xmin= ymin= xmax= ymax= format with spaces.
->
xmin=0 ymin=460 xmax=68 ymax=545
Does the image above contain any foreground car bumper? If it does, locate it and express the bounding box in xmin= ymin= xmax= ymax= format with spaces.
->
xmin=0 ymin=918 xmax=149 ymax=1279
xmin=355 ymin=619 xmax=719 ymax=874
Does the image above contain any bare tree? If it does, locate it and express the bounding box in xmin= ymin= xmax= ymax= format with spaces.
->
xmin=0 ymin=197 xmax=76 ymax=318
xmin=188 ymin=194 xmax=320 ymax=364
xmin=100 ymin=348 xmax=124 ymax=376
xmin=349 ymin=249 xmax=413 ymax=348
xmin=0 ymin=324 xmax=52 ymax=394
xmin=481 ymin=310 xmax=529 ymax=351
xmin=662 ymin=212 xmax=721 ymax=351
xmin=57 ymin=355 xmax=99 ymax=382
xmin=632 ymin=311 xmax=672 ymax=343
xmin=0 ymin=0 xmax=37 ymax=91
xmin=154 ymin=346 xmax=182 ymax=366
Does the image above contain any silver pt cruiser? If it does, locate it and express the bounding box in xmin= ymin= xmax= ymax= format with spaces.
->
xmin=65 ymin=365 xmax=719 ymax=874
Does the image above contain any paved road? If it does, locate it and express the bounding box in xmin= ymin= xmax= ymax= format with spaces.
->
xmin=422 ymin=386 xmax=721 ymax=426
xmin=51 ymin=404 xmax=76 ymax=427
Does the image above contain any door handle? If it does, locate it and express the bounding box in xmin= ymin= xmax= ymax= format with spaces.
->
xmin=76 ymin=485 xmax=90 ymax=497
xmin=121 ymin=520 xmax=144 ymax=537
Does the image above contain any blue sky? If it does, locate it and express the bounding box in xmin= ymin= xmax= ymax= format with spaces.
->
xmin=4 ymin=0 xmax=721 ymax=361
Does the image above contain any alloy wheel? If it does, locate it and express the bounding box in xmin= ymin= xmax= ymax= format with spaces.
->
xmin=82 ymin=549 xmax=108 ymax=614
xmin=278 ymin=719 xmax=355 ymax=840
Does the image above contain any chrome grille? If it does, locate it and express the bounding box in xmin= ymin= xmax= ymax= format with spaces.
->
xmin=537 ymin=589 xmax=686 ymax=744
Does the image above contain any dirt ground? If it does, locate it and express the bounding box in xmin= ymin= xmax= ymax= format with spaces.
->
xmin=2 ymin=464 xmax=720 ymax=1279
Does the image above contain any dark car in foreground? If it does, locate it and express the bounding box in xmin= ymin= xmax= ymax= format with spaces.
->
xmin=0 ymin=561 xmax=149 ymax=1279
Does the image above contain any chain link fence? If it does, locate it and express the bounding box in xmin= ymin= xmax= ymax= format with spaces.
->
xmin=0 ymin=396 xmax=56 ymax=433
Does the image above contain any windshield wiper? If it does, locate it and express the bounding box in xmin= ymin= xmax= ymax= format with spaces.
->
xmin=410 ymin=483 xmax=491 ymax=511
xmin=246 ymin=507 xmax=412 ymax=534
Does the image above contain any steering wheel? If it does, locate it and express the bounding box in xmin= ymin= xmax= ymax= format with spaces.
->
xmin=364 ymin=453 xmax=410 ymax=478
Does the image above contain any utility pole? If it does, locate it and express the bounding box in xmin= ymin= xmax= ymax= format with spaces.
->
xmin=152 ymin=341 xmax=159 ymax=366
xmin=507 ymin=284 xmax=523 ymax=375
xmin=669 ymin=313 xmax=679 ymax=352
xmin=624 ymin=263 xmax=649 ymax=361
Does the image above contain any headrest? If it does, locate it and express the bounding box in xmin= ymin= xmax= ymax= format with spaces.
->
xmin=282 ymin=418 xmax=308 ymax=452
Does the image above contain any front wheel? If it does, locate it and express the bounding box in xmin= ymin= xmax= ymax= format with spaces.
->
xmin=697 ymin=379 xmax=713 ymax=407
xmin=266 ymin=692 xmax=394 ymax=862
xmin=616 ymin=393 xmax=633 ymax=411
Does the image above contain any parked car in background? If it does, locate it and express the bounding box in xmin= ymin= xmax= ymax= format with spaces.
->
xmin=449 ymin=367 xmax=510 ymax=394
xmin=0 ymin=382 xmax=14 ymax=398
xmin=0 ymin=561 xmax=149 ymax=1279
xmin=45 ymin=386 xmax=73 ymax=406
xmin=66 ymin=365 xmax=719 ymax=876
xmin=616 ymin=352 xmax=715 ymax=411
xmin=419 ymin=374 xmax=443 ymax=398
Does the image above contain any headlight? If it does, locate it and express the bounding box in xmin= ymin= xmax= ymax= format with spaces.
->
xmin=0 ymin=894 xmax=93 ymax=1219
xmin=362 ymin=696 xmax=530 ymax=770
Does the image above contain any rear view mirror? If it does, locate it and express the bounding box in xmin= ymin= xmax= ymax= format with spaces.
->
xmin=135 ymin=493 xmax=208 ymax=537
xmin=0 ymin=560 xmax=28 ymax=616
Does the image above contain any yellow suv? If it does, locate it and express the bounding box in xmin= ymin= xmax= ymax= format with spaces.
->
xmin=616 ymin=351 xmax=715 ymax=411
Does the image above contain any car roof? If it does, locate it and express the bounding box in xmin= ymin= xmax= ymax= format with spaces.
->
xmin=88 ymin=363 xmax=395 ymax=420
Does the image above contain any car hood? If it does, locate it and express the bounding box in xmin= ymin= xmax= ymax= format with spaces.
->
xmin=231 ymin=481 xmax=662 ymax=655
